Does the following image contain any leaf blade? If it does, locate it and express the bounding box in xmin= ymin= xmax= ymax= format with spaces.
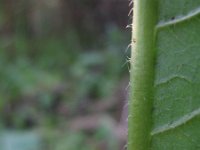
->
xmin=152 ymin=1 xmax=200 ymax=149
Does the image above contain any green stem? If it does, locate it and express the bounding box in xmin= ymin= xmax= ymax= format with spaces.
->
xmin=128 ymin=0 xmax=157 ymax=150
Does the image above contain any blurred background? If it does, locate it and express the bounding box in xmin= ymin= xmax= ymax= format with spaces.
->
xmin=0 ymin=0 xmax=131 ymax=149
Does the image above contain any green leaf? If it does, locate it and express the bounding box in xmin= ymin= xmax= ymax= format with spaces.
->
xmin=129 ymin=0 xmax=200 ymax=149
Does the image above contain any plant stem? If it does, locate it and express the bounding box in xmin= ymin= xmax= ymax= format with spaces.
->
xmin=128 ymin=0 xmax=157 ymax=150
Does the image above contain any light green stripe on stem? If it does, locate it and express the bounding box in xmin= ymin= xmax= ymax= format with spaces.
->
xmin=128 ymin=0 xmax=157 ymax=150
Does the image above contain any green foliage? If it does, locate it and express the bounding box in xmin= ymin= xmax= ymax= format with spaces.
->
xmin=53 ymin=133 xmax=87 ymax=150
xmin=129 ymin=0 xmax=200 ymax=149
xmin=0 ymin=23 xmax=128 ymax=149
xmin=0 ymin=0 xmax=129 ymax=149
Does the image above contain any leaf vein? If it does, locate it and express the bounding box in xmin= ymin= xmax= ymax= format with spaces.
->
xmin=151 ymin=107 xmax=200 ymax=136
xmin=155 ymin=74 xmax=192 ymax=87
xmin=156 ymin=7 xmax=200 ymax=29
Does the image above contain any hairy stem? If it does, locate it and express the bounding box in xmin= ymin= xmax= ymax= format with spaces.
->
xmin=128 ymin=0 xmax=157 ymax=150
